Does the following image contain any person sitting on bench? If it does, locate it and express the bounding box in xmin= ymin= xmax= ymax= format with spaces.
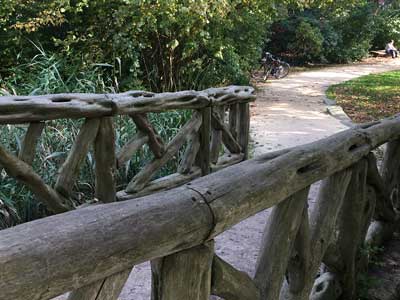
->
xmin=386 ymin=40 xmax=398 ymax=58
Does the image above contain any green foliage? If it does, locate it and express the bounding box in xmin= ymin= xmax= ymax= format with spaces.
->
xmin=266 ymin=1 xmax=398 ymax=64
xmin=288 ymin=20 xmax=324 ymax=61
xmin=0 ymin=0 xmax=277 ymax=92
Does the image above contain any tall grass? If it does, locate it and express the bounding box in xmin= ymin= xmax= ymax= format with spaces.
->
xmin=0 ymin=48 xmax=191 ymax=227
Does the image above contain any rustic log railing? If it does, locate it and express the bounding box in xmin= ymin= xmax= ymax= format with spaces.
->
xmin=0 ymin=86 xmax=399 ymax=300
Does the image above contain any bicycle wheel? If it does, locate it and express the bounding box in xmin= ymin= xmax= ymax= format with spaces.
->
xmin=262 ymin=65 xmax=272 ymax=81
xmin=274 ymin=62 xmax=290 ymax=79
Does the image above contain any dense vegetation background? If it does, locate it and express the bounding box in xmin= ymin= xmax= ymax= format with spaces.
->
xmin=1 ymin=0 xmax=399 ymax=95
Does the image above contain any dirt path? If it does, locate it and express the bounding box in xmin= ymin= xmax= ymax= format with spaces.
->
xmin=56 ymin=58 xmax=400 ymax=300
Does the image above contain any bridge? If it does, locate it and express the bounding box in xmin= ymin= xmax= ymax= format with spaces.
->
xmin=0 ymin=86 xmax=399 ymax=300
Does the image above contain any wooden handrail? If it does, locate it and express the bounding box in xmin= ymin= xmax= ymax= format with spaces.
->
xmin=0 ymin=86 xmax=255 ymax=124
xmin=1 ymin=114 xmax=400 ymax=300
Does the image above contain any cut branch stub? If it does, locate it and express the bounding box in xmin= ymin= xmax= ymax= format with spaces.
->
xmin=55 ymin=118 xmax=100 ymax=198
xmin=131 ymin=113 xmax=165 ymax=158
xmin=125 ymin=112 xmax=202 ymax=193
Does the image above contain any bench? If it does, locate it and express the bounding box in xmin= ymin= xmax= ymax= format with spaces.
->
xmin=370 ymin=50 xmax=389 ymax=57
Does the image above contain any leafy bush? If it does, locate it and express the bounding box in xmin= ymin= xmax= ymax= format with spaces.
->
xmin=288 ymin=20 xmax=324 ymax=62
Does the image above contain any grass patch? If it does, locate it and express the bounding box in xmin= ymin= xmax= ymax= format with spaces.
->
xmin=326 ymin=70 xmax=400 ymax=123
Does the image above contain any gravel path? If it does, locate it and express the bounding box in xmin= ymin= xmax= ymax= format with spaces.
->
xmin=56 ymin=58 xmax=400 ymax=300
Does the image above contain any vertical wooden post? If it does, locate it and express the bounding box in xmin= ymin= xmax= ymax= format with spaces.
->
xmin=151 ymin=241 xmax=214 ymax=300
xmin=280 ymin=168 xmax=352 ymax=300
xmin=335 ymin=159 xmax=372 ymax=300
xmin=198 ymin=107 xmax=211 ymax=176
xmin=93 ymin=117 xmax=116 ymax=202
xmin=19 ymin=122 xmax=45 ymax=165
xmin=68 ymin=117 xmax=131 ymax=300
xmin=210 ymin=106 xmax=224 ymax=164
xmin=238 ymin=103 xmax=250 ymax=159
xmin=229 ymin=103 xmax=239 ymax=140
xmin=254 ymin=187 xmax=310 ymax=299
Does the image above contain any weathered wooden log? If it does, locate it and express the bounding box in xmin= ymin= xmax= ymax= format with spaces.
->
xmin=210 ymin=107 xmax=224 ymax=164
xmin=0 ymin=94 xmax=114 ymax=124
xmin=0 ymin=86 xmax=256 ymax=124
xmin=335 ymin=159 xmax=369 ymax=300
xmin=55 ymin=118 xmax=100 ymax=197
xmin=117 ymin=168 xmax=202 ymax=201
xmin=125 ymin=112 xmax=202 ymax=193
xmin=238 ymin=102 xmax=250 ymax=159
xmin=211 ymin=255 xmax=260 ymax=300
xmin=93 ymin=117 xmax=116 ymax=203
xmin=228 ymin=103 xmax=239 ymax=139
xmin=198 ymin=107 xmax=211 ymax=175
xmin=211 ymin=110 xmax=242 ymax=154
xmin=68 ymin=269 xmax=132 ymax=300
xmin=178 ymin=131 xmax=200 ymax=174
xmin=1 ymin=116 xmax=400 ymax=299
xmin=204 ymin=86 xmax=256 ymax=106
xmin=117 ymin=131 xmax=148 ymax=167
xmin=254 ymin=187 xmax=310 ymax=299
xmin=131 ymin=113 xmax=165 ymax=158
xmin=366 ymin=153 xmax=397 ymax=222
xmin=151 ymin=241 xmax=214 ymax=300
xmin=114 ymin=90 xmax=209 ymax=114
xmin=18 ymin=122 xmax=45 ymax=165
xmin=287 ymin=205 xmax=310 ymax=293
xmin=68 ymin=118 xmax=125 ymax=300
xmin=280 ymin=169 xmax=352 ymax=300
xmin=0 ymin=144 xmax=71 ymax=213
xmin=211 ymin=153 xmax=244 ymax=173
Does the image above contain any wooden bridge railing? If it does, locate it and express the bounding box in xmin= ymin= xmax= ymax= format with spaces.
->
xmin=0 ymin=87 xmax=399 ymax=300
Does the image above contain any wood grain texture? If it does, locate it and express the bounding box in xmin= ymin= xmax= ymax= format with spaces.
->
xmin=238 ymin=103 xmax=250 ymax=159
xmin=117 ymin=131 xmax=148 ymax=167
xmin=211 ymin=110 xmax=241 ymax=154
xmin=0 ymin=144 xmax=71 ymax=213
xmin=211 ymin=255 xmax=260 ymax=300
xmin=55 ymin=118 xmax=100 ymax=197
xmin=280 ymin=169 xmax=352 ymax=300
xmin=18 ymin=122 xmax=45 ymax=165
xmin=1 ymin=116 xmax=400 ymax=299
xmin=0 ymin=86 xmax=255 ymax=123
xmin=151 ymin=241 xmax=214 ymax=300
xmin=228 ymin=103 xmax=239 ymax=140
xmin=287 ymin=205 xmax=310 ymax=293
xmin=0 ymin=187 xmax=214 ymax=300
xmin=254 ymin=187 xmax=310 ymax=299
xmin=198 ymin=107 xmax=211 ymax=175
xmin=68 ymin=269 xmax=131 ymax=300
xmin=335 ymin=159 xmax=369 ymax=300
xmin=131 ymin=114 xmax=165 ymax=158
xmin=117 ymin=168 xmax=202 ymax=201
xmin=125 ymin=112 xmax=202 ymax=193
xmin=210 ymin=107 xmax=223 ymax=164
xmin=178 ymin=131 xmax=200 ymax=174
xmin=94 ymin=117 xmax=116 ymax=203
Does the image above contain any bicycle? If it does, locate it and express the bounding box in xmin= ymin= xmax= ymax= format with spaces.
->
xmin=253 ymin=52 xmax=290 ymax=81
